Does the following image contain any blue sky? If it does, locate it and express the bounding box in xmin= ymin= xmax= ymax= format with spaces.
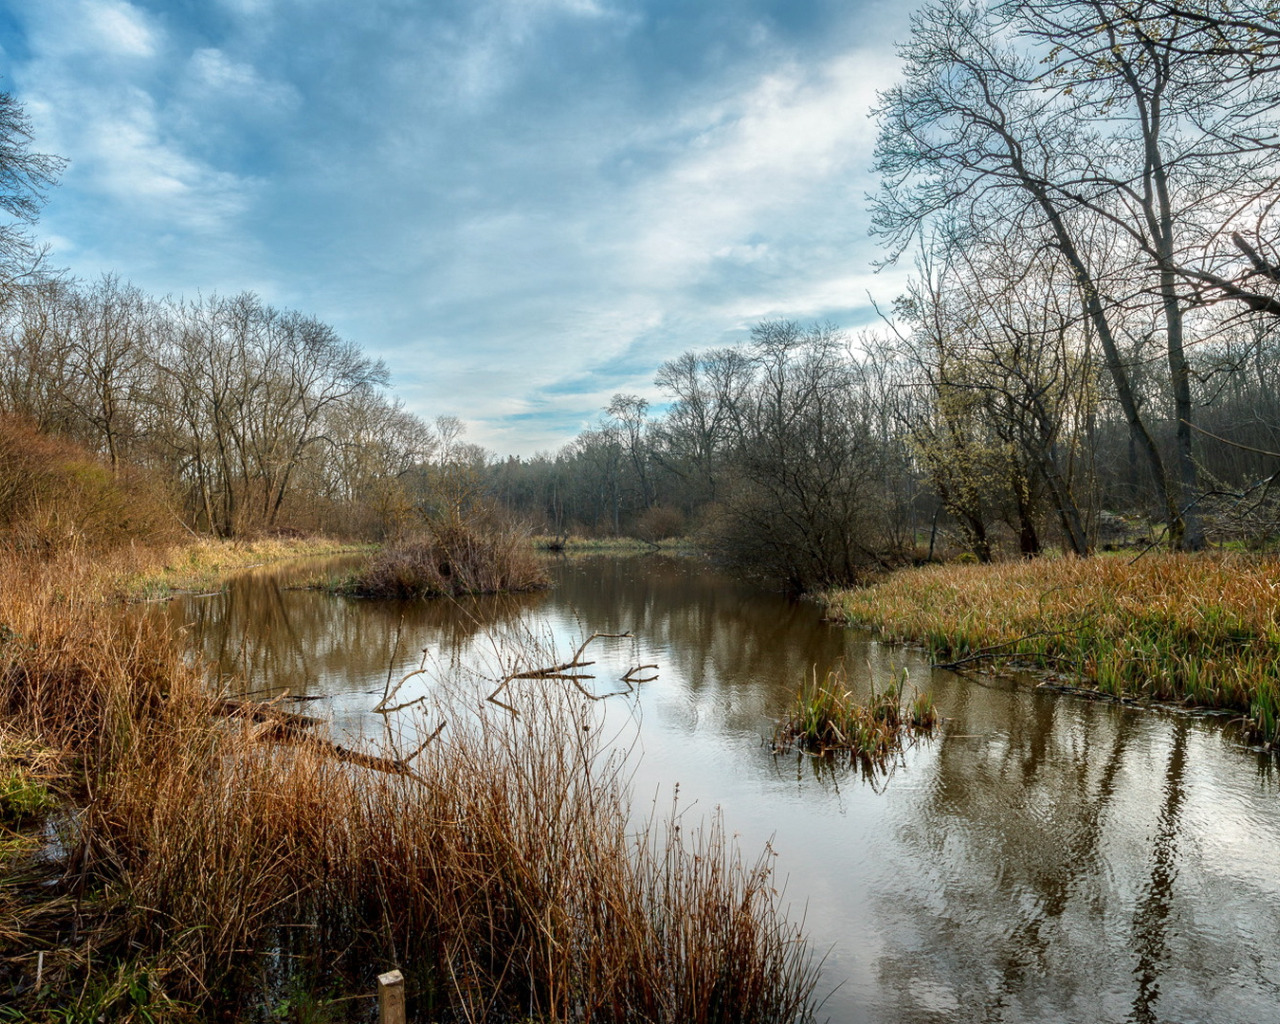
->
xmin=0 ymin=0 xmax=915 ymax=455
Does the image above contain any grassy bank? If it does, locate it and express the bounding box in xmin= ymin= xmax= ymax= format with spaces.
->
xmin=16 ymin=535 xmax=370 ymax=605
xmin=111 ymin=535 xmax=373 ymax=600
xmin=0 ymin=552 xmax=818 ymax=1021
xmin=826 ymin=553 xmax=1280 ymax=746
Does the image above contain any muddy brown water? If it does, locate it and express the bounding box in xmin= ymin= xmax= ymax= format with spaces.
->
xmin=157 ymin=553 xmax=1280 ymax=1024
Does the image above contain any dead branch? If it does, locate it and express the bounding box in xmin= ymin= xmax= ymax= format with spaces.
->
xmin=375 ymin=647 xmax=429 ymax=713
xmin=622 ymin=664 xmax=659 ymax=684
xmin=932 ymin=629 xmax=1082 ymax=672
xmin=213 ymin=696 xmax=321 ymax=730
xmin=215 ymin=695 xmax=442 ymax=776
xmin=486 ymin=631 xmax=638 ymax=711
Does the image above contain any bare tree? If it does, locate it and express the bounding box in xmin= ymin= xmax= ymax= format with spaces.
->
xmin=872 ymin=0 xmax=1244 ymax=547
xmin=0 ymin=90 xmax=64 ymax=288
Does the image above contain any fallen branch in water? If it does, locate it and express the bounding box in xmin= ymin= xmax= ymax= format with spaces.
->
xmin=214 ymin=694 xmax=442 ymax=776
xmin=932 ymin=629 xmax=1081 ymax=673
xmin=213 ymin=696 xmax=321 ymax=730
xmin=487 ymin=632 xmax=653 ymax=714
xmin=623 ymin=664 xmax=659 ymax=685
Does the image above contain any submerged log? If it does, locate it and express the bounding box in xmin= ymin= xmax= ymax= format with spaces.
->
xmin=213 ymin=695 xmax=441 ymax=776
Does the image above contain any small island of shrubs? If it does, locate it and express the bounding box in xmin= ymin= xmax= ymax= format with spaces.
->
xmin=335 ymin=510 xmax=550 ymax=598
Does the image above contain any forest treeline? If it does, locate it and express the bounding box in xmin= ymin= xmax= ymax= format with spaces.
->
xmin=488 ymin=0 xmax=1280 ymax=588
xmin=3 ymin=0 xmax=1280 ymax=591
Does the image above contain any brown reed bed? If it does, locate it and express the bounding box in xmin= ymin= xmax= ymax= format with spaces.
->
xmin=825 ymin=552 xmax=1280 ymax=746
xmin=773 ymin=665 xmax=937 ymax=773
xmin=339 ymin=515 xmax=549 ymax=598
xmin=0 ymin=552 xmax=818 ymax=1022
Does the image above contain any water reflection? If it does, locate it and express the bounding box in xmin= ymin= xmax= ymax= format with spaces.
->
xmin=154 ymin=554 xmax=1280 ymax=1024
xmin=1128 ymin=721 xmax=1185 ymax=1024
xmin=175 ymin=557 xmax=542 ymax=700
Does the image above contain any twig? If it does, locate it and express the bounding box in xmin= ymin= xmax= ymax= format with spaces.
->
xmin=401 ymin=720 xmax=447 ymax=763
xmin=622 ymin=664 xmax=659 ymax=684
xmin=379 ymin=695 xmax=427 ymax=714
xmin=375 ymin=648 xmax=428 ymax=713
xmin=379 ymin=615 xmax=406 ymax=708
xmin=486 ymin=631 xmax=638 ymax=712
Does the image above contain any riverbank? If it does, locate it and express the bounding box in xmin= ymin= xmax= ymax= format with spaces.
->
xmin=0 ymin=550 xmax=818 ymax=1021
xmin=824 ymin=552 xmax=1280 ymax=746
xmin=52 ymin=535 xmax=373 ymax=603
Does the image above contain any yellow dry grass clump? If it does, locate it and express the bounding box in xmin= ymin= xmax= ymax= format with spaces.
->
xmin=827 ymin=553 xmax=1280 ymax=745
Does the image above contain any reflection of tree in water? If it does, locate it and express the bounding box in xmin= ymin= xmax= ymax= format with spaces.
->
xmin=867 ymin=691 xmax=1280 ymax=1024
xmin=159 ymin=560 xmax=538 ymax=700
xmin=552 ymin=556 xmax=905 ymax=727
xmin=868 ymin=689 xmax=1143 ymax=1022
xmin=1127 ymin=721 xmax=1187 ymax=1024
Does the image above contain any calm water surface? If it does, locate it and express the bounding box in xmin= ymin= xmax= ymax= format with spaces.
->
xmin=159 ymin=554 xmax=1280 ymax=1024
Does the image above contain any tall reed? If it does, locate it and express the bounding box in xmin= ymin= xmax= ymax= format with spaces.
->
xmin=0 ymin=552 xmax=818 ymax=1022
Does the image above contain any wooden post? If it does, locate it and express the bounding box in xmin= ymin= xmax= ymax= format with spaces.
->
xmin=378 ymin=969 xmax=406 ymax=1024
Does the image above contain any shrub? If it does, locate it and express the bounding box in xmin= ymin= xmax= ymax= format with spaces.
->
xmin=0 ymin=415 xmax=180 ymax=554
xmin=342 ymin=510 xmax=548 ymax=598
xmin=635 ymin=504 xmax=687 ymax=543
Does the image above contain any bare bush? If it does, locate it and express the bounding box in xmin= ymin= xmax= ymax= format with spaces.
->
xmin=344 ymin=510 xmax=549 ymax=598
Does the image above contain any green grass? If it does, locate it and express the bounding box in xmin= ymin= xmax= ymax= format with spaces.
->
xmin=825 ymin=552 xmax=1280 ymax=746
xmin=774 ymin=666 xmax=937 ymax=770
xmin=0 ymin=771 xmax=53 ymax=827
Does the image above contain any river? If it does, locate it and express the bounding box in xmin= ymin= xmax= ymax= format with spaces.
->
xmin=157 ymin=553 xmax=1280 ymax=1024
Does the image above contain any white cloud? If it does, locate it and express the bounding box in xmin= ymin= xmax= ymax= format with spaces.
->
xmin=84 ymin=0 xmax=155 ymax=56
xmin=620 ymin=50 xmax=894 ymax=292
xmin=184 ymin=47 xmax=301 ymax=114
xmin=33 ymin=0 xmax=158 ymax=59
xmin=12 ymin=3 xmax=265 ymax=250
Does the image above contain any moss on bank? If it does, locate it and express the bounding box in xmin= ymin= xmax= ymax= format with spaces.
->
xmin=825 ymin=553 xmax=1280 ymax=746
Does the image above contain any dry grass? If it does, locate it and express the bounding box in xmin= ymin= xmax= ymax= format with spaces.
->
xmin=344 ymin=515 xmax=549 ymax=598
xmin=826 ymin=552 xmax=1280 ymax=745
xmin=0 ymin=552 xmax=818 ymax=1022
xmin=109 ymin=535 xmax=370 ymax=600
xmin=0 ymin=534 xmax=367 ymax=606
